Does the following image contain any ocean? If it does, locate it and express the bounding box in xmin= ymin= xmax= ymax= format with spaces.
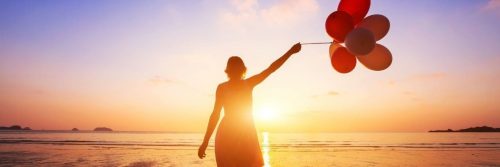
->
xmin=1 ymin=131 xmax=499 ymax=166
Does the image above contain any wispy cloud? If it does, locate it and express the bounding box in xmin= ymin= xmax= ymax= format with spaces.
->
xmin=410 ymin=73 xmax=447 ymax=81
xmin=384 ymin=72 xmax=447 ymax=86
xmin=402 ymin=91 xmax=413 ymax=96
xmin=260 ymin=0 xmax=319 ymax=24
xmin=482 ymin=0 xmax=500 ymax=12
xmin=480 ymin=0 xmax=500 ymax=17
xmin=311 ymin=91 xmax=339 ymax=98
xmin=327 ymin=91 xmax=339 ymax=96
xmin=148 ymin=75 xmax=177 ymax=85
xmin=147 ymin=75 xmax=214 ymax=97
xmin=220 ymin=0 xmax=319 ymax=29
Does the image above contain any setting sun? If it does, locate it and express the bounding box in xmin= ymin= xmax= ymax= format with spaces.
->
xmin=254 ymin=107 xmax=278 ymax=122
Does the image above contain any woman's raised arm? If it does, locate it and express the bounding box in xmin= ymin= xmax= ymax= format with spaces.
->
xmin=247 ymin=43 xmax=301 ymax=87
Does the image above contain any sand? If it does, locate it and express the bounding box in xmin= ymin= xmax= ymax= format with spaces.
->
xmin=1 ymin=144 xmax=499 ymax=167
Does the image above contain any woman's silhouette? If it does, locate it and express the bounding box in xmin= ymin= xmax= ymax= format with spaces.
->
xmin=198 ymin=43 xmax=301 ymax=167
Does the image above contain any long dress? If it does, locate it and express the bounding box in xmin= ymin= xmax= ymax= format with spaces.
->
xmin=215 ymin=80 xmax=264 ymax=167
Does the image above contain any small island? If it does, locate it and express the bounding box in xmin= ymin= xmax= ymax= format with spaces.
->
xmin=94 ymin=127 xmax=113 ymax=131
xmin=0 ymin=125 xmax=32 ymax=131
xmin=429 ymin=126 xmax=500 ymax=132
xmin=71 ymin=128 xmax=79 ymax=131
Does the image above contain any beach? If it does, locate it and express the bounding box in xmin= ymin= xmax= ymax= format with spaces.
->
xmin=1 ymin=131 xmax=499 ymax=167
xmin=2 ymin=144 xmax=500 ymax=167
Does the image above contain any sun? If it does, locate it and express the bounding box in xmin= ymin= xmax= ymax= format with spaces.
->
xmin=254 ymin=107 xmax=278 ymax=122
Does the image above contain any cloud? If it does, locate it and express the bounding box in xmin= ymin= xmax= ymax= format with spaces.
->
xmin=387 ymin=80 xmax=396 ymax=86
xmin=311 ymin=91 xmax=339 ymax=98
xmin=481 ymin=0 xmax=500 ymax=17
xmin=410 ymin=73 xmax=447 ymax=81
xmin=221 ymin=0 xmax=319 ymax=28
xmin=327 ymin=91 xmax=339 ymax=96
xmin=260 ymin=0 xmax=319 ymax=24
xmin=230 ymin=0 xmax=258 ymax=12
xmin=482 ymin=0 xmax=500 ymax=12
xmin=147 ymin=75 xmax=214 ymax=97
xmin=402 ymin=91 xmax=413 ymax=95
xmin=384 ymin=73 xmax=447 ymax=87
xmin=148 ymin=76 xmax=176 ymax=85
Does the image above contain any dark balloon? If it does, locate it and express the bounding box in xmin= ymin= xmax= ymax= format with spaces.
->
xmin=345 ymin=27 xmax=375 ymax=55
xmin=338 ymin=0 xmax=370 ymax=25
xmin=325 ymin=11 xmax=354 ymax=43
xmin=330 ymin=46 xmax=357 ymax=73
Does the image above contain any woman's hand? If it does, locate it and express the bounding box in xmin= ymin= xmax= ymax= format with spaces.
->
xmin=288 ymin=42 xmax=302 ymax=54
xmin=198 ymin=142 xmax=208 ymax=159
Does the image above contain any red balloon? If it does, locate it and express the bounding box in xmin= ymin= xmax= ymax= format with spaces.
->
xmin=325 ymin=11 xmax=354 ymax=43
xmin=338 ymin=0 xmax=370 ymax=25
xmin=357 ymin=44 xmax=392 ymax=71
xmin=357 ymin=14 xmax=390 ymax=41
xmin=330 ymin=46 xmax=357 ymax=73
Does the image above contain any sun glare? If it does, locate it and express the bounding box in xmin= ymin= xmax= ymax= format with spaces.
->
xmin=254 ymin=107 xmax=278 ymax=122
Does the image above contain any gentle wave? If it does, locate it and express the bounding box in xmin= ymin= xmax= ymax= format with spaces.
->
xmin=1 ymin=139 xmax=500 ymax=149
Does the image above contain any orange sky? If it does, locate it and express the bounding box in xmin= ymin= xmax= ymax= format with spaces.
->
xmin=1 ymin=0 xmax=500 ymax=132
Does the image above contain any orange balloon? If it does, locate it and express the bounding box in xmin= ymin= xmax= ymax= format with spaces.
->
xmin=357 ymin=14 xmax=390 ymax=41
xmin=345 ymin=27 xmax=375 ymax=55
xmin=329 ymin=42 xmax=342 ymax=58
xmin=325 ymin=11 xmax=354 ymax=43
xmin=331 ymin=46 xmax=357 ymax=73
xmin=357 ymin=44 xmax=392 ymax=71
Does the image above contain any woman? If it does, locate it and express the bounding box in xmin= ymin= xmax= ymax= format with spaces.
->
xmin=198 ymin=43 xmax=301 ymax=167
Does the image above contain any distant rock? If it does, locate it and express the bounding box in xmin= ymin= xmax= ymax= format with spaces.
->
xmin=429 ymin=126 xmax=500 ymax=132
xmin=0 ymin=125 xmax=30 ymax=130
xmin=94 ymin=127 xmax=113 ymax=131
xmin=429 ymin=128 xmax=453 ymax=132
xmin=71 ymin=128 xmax=79 ymax=131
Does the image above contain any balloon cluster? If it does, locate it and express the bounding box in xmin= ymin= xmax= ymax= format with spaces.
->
xmin=325 ymin=0 xmax=392 ymax=73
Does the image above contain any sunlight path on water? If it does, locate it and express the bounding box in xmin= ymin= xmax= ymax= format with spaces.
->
xmin=262 ymin=132 xmax=271 ymax=167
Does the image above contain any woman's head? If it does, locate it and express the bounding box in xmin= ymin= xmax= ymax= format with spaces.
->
xmin=225 ymin=56 xmax=247 ymax=80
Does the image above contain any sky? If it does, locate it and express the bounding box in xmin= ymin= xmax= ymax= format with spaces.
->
xmin=1 ymin=0 xmax=499 ymax=132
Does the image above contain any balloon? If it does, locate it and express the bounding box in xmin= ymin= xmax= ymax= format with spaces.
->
xmin=357 ymin=14 xmax=390 ymax=41
xmin=329 ymin=42 xmax=342 ymax=58
xmin=345 ymin=27 xmax=375 ymax=55
xmin=330 ymin=46 xmax=356 ymax=73
xmin=338 ymin=0 xmax=370 ymax=25
xmin=325 ymin=11 xmax=354 ymax=43
xmin=357 ymin=44 xmax=392 ymax=71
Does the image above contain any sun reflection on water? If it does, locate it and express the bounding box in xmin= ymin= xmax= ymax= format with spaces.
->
xmin=262 ymin=132 xmax=271 ymax=167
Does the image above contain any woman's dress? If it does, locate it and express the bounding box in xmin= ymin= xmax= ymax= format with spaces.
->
xmin=215 ymin=80 xmax=264 ymax=167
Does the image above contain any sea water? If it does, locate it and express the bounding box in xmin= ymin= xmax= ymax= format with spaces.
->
xmin=1 ymin=131 xmax=499 ymax=166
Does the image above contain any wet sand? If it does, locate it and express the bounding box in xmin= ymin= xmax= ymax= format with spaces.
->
xmin=1 ymin=144 xmax=499 ymax=167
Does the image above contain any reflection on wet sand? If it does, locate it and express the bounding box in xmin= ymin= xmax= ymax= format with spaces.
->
xmin=262 ymin=132 xmax=271 ymax=167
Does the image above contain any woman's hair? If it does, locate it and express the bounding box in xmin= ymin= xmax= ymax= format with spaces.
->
xmin=225 ymin=56 xmax=247 ymax=80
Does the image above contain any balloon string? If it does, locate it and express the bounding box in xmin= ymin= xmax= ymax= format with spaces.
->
xmin=300 ymin=42 xmax=333 ymax=45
